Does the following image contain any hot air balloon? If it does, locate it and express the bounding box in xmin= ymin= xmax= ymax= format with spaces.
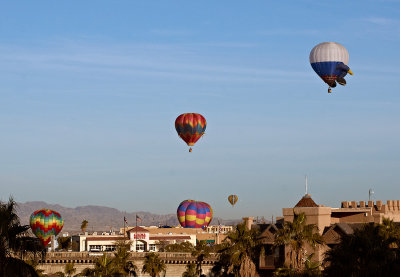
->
xmin=30 ymin=209 xmax=64 ymax=247
xmin=228 ymin=195 xmax=238 ymax=207
xmin=177 ymin=200 xmax=213 ymax=228
xmin=310 ymin=42 xmax=353 ymax=93
xmin=175 ymin=113 xmax=206 ymax=152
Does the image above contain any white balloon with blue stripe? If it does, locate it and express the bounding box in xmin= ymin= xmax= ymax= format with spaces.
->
xmin=310 ymin=42 xmax=349 ymax=88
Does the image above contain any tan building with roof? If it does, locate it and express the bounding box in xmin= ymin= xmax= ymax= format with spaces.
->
xmin=253 ymin=194 xmax=400 ymax=274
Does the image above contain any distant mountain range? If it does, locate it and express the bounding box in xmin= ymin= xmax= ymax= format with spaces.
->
xmin=16 ymin=201 xmax=242 ymax=234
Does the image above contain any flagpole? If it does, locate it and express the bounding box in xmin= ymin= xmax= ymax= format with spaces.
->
xmin=123 ymin=214 xmax=126 ymax=240
xmin=135 ymin=214 xmax=138 ymax=252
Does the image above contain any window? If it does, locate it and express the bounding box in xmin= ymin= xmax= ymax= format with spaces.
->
xmin=149 ymin=244 xmax=156 ymax=251
xmin=89 ymin=245 xmax=101 ymax=252
xmin=136 ymin=243 xmax=145 ymax=251
xmin=104 ymin=245 xmax=116 ymax=252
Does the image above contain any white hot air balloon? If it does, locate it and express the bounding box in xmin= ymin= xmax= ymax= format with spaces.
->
xmin=310 ymin=42 xmax=353 ymax=93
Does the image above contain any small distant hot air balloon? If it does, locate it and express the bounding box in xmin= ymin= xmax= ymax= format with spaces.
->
xmin=175 ymin=113 xmax=206 ymax=152
xmin=177 ymin=200 xmax=213 ymax=228
xmin=30 ymin=209 xmax=64 ymax=247
xmin=310 ymin=42 xmax=353 ymax=93
xmin=228 ymin=195 xmax=238 ymax=207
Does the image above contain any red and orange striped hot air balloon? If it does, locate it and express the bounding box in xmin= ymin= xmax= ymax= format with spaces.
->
xmin=175 ymin=113 xmax=206 ymax=152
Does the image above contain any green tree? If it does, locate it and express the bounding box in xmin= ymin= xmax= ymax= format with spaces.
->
xmin=26 ymin=259 xmax=47 ymax=277
xmin=0 ymin=197 xmax=44 ymax=277
xmin=92 ymin=253 xmax=120 ymax=277
xmin=192 ymin=240 xmax=211 ymax=276
xmin=79 ymin=267 xmax=96 ymax=277
xmin=142 ymin=252 xmax=166 ymax=277
xmin=165 ymin=241 xmax=195 ymax=252
xmin=212 ymin=223 xmax=261 ymax=277
xmin=274 ymin=212 xmax=323 ymax=273
xmin=323 ymin=223 xmax=400 ymax=277
xmin=57 ymin=236 xmax=71 ymax=251
xmin=81 ymin=220 xmax=89 ymax=233
xmin=113 ymin=240 xmax=138 ymax=276
xmin=182 ymin=262 xmax=197 ymax=277
xmin=64 ymin=262 xmax=76 ymax=277
xmin=155 ymin=240 xmax=169 ymax=252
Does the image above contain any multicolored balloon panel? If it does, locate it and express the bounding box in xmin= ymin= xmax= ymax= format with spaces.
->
xmin=30 ymin=209 xmax=64 ymax=247
xmin=175 ymin=113 xmax=206 ymax=147
xmin=309 ymin=42 xmax=349 ymax=87
xmin=177 ymin=200 xmax=213 ymax=228
xmin=228 ymin=195 xmax=238 ymax=207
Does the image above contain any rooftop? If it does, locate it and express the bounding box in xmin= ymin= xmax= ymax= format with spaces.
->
xmin=294 ymin=194 xmax=318 ymax=208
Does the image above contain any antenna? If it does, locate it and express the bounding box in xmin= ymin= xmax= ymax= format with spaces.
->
xmin=305 ymin=175 xmax=308 ymax=195
xmin=369 ymin=188 xmax=374 ymax=201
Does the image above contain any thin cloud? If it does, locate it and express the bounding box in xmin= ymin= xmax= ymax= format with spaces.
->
xmin=0 ymin=41 xmax=310 ymax=84
xmin=256 ymin=29 xmax=320 ymax=36
xmin=150 ymin=29 xmax=193 ymax=36
xmin=364 ymin=16 xmax=399 ymax=25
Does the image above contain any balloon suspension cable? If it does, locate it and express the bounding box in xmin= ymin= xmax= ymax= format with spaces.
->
xmin=189 ymin=148 xmax=192 ymax=152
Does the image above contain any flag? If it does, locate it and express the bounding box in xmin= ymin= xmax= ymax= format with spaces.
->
xmin=124 ymin=217 xmax=128 ymax=225
xmin=136 ymin=215 xmax=142 ymax=223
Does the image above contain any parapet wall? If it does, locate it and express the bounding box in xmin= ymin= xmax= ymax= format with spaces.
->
xmin=341 ymin=200 xmax=400 ymax=211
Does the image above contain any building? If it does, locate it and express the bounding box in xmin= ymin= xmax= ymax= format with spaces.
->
xmin=72 ymin=224 xmax=233 ymax=253
xmin=122 ymin=225 xmax=231 ymax=246
xmin=252 ymin=194 xmax=400 ymax=273
xmin=126 ymin=226 xmax=196 ymax=252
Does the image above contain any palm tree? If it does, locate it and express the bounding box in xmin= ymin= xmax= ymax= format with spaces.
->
xmin=323 ymin=223 xmax=400 ymax=277
xmin=92 ymin=253 xmax=119 ymax=277
xmin=0 ymin=197 xmax=44 ymax=277
xmin=26 ymin=259 xmax=47 ymax=277
xmin=79 ymin=267 xmax=96 ymax=277
xmin=64 ymin=262 xmax=76 ymax=277
xmin=142 ymin=252 xmax=166 ymax=277
xmin=192 ymin=240 xmax=210 ymax=276
xmin=113 ymin=240 xmax=138 ymax=276
xmin=213 ymin=223 xmax=261 ymax=277
xmin=81 ymin=220 xmax=89 ymax=233
xmin=182 ymin=262 xmax=197 ymax=277
xmin=274 ymin=212 xmax=323 ymax=273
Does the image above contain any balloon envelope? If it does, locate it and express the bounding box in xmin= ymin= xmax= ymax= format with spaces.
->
xmin=175 ymin=113 xmax=206 ymax=147
xmin=228 ymin=195 xmax=238 ymax=206
xmin=30 ymin=209 xmax=64 ymax=247
xmin=310 ymin=42 xmax=349 ymax=87
xmin=177 ymin=200 xmax=213 ymax=228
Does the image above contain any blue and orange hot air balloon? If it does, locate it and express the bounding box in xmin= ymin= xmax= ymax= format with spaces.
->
xmin=175 ymin=113 xmax=206 ymax=152
xmin=30 ymin=209 xmax=64 ymax=247
xmin=177 ymin=200 xmax=213 ymax=229
xmin=310 ymin=42 xmax=353 ymax=93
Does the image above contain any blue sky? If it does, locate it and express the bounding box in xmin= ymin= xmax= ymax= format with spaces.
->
xmin=0 ymin=1 xmax=399 ymax=220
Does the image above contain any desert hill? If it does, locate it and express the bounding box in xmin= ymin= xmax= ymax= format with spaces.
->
xmin=16 ymin=201 xmax=241 ymax=233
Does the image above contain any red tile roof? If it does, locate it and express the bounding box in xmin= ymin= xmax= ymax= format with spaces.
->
xmin=86 ymin=236 xmax=126 ymax=241
xmin=150 ymin=236 xmax=191 ymax=240
xmin=126 ymin=226 xmax=149 ymax=233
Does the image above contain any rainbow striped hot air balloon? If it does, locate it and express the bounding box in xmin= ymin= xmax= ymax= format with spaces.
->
xmin=175 ymin=113 xmax=206 ymax=152
xmin=177 ymin=200 xmax=213 ymax=229
xmin=30 ymin=209 xmax=64 ymax=247
xmin=310 ymin=42 xmax=352 ymax=93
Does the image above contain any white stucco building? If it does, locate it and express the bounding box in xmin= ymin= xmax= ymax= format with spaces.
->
xmin=72 ymin=226 xmax=196 ymax=252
